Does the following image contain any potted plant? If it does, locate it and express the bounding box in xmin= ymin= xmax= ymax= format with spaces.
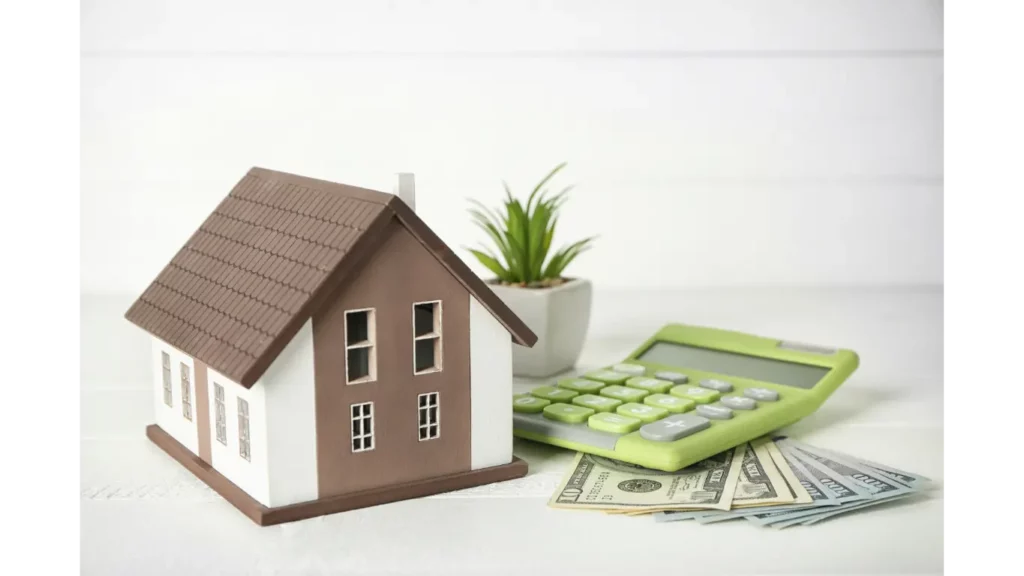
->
xmin=466 ymin=162 xmax=596 ymax=378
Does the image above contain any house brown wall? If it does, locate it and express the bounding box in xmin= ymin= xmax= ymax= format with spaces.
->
xmin=313 ymin=220 xmax=471 ymax=497
xmin=194 ymin=359 xmax=212 ymax=464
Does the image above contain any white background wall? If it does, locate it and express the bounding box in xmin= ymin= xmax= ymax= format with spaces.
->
xmin=81 ymin=0 xmax=942 ymax=292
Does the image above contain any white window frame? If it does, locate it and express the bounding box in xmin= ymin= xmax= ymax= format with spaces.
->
xmin=417 ymin=392 xmax=440 ymax=441
xmin=214 ymin=383 xmax=227 ymax=446
xmin=351 ymin=402 xmax=375 ymax=453
xmin=238 ymin=397 xmax=251 ymax=462
xmin=412 ymin=300 xmax=443 ymax=375
xmin=161 ymin=351 xmax=173 ymax=407
xmin=180 ymin=362 xmax=192 ymax=421
xmin=344 ymin=308 xmax=377 ymax=384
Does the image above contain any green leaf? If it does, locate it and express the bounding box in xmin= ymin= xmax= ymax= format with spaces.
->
xmin=505 ymin=198 xmax=531 ymax=281
xmin=540 ymin=216 xmax=557 ymax=271
xmin=467 ymin=249 xmax=511 ymax=282
xmin=543 ymin=236 xmax=596 ymax=279
xmin=525 ymin=162 xmax=567 ymax=214
xmin=527 ymin=201 xmax=552 ymax=280
xmin=468 ymin=209 xmax=509 ymax=253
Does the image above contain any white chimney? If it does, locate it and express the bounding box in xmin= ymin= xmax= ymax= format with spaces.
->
xmin=394 ymin=173 xmax=416 ymax=211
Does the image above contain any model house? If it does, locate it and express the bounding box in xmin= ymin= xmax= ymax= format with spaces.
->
xmin=124 ymin=167 xmax=537 ymax=525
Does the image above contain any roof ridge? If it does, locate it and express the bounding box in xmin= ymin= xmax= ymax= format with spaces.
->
xmin=248 ymin=166 xmax=395 ymax=204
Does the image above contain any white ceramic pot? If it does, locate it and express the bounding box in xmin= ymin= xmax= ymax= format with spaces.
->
xmin=489 ymin=278 xmax=593 ymax=378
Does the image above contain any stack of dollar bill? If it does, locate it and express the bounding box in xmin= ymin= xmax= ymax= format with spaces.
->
xmin=548 ymin=436 xmax=934 ymax=528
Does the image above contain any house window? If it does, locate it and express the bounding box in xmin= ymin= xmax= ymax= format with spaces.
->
xmin=161 ymin=352 xmax=172 ymax=407
xmin=214 ymin=383 xmax=227 ymax=446
xmin=238 ymin=397 xmax=251 ymax=462
xmin=418 ymin=392 xmax=440 ymax=441
xmin=413 ymin=301 xmax=442 ymax=374
xmin=345 ymin=309 xmax=376 ymax=384
xmin=180 ymin=363 xmax=192 ymax=421
xmin=351 ymin=402 xmax=374 ymax=452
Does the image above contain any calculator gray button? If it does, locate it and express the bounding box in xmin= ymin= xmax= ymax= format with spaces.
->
xmin=612 ymin=363 xmax=646 ymax=375
xmin=513 ymin=411 xmax=623 ymax=450
xmin=720 ymin=396 xmax=757 ymax=410
xmin=654 ymin=371 xmax=689 ymax=384
xmin=696 ymin=404 xmax=733 ymax=420
xmin=744 ymin=388 xmax=780 ymax=401
xmin=699 ymin=379 xmax=733 ymax=392
xmin=639 ymin=413 xmax=710 ymax=442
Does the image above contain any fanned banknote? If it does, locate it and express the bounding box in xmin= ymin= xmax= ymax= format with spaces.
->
xmin=659 ymin=438 xmax=809 ymax=524
xmin=758 ymin=438 xmax=926 ymax=528
xmin=773 ymin=436 xmax=935 ymax=490
xmin=550 ymin=435 xmax=932 ymax=528
xmin=549 ymin=445 xmax=744 ymax=512
xmin=741 ymin=442 xmax=870 ymax=526
xmin=692 ymin=439 xmax=821 ymax=524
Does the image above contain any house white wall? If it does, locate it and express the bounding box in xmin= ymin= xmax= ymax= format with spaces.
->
xmin=154 ymin=320 xmax=318 ymax=509
xmin=205 ymin=320 xmax=319 ymax=508
xmin=469 ymin=297 xmax=514 ymax=470
xmin=207 ymin=367 xmax=271 ymax=506
xmin=151 ymin=337 xmax=198 ymax=455
xmin=260 ymin=319 xmax=319 ymax=507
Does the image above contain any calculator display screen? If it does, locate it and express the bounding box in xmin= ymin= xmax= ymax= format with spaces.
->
xmin=637 ymin=342 xmax=831 ymax=389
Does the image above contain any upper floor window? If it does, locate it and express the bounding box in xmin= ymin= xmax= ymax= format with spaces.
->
xmin=345 ymin=309 xmax=377 ymax=384
xmin=413 ymin=301 xmax=442 ymax=374
xmin=161 ymin=352 xmax=172 ymax=407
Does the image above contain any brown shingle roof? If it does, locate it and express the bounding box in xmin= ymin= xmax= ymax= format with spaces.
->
xmin=125 ymin=167 xmax=536 ymax=388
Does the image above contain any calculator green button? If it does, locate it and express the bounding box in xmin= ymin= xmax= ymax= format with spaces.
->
xmin=572 ymin=394 xmax=622 ymax=413
xmin=616 ymin=402 xmax=669 ymax=423
xmin=531 ymin=386 xmax=579 ymax=402
xmin=557 ymin=378 xmax=607 ymax=394
xmin=612 ymin=363 xmax=646 ymax=375
xmin=512 ymin=395 xmax=550 ymax=413
xmin=625 ymin=377 xmax=674 ymax=394
xmin=600 ymin=385 xmax=650 ymax=403
xmin=644 ymin=394 xmax=696 ymax=413
xmin=543 ymin=403 xmax=595 ymax=423
xmin=670 ymin=386 xmax=721 ymax=404
xmin=584 ymin=370 xmax=632 ymax=385
xmin=588 ymin=412 xmax=643 ymax=433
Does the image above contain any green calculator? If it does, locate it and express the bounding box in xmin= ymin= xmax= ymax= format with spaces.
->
xmin=512 ymin=323 xmax=859 ymax=471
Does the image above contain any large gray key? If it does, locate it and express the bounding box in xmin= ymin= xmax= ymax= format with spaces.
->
xmin=699 ymin=378 xmax=733 ymax=392
xmin=654 ymin=371 xmax=689 ymax=384
xmin=720 ymin=396 xmax=757 ymax=410
xmin=639 ymin=413 xmax=710 ymax=442
xmin=696 ymin=404 xmax=733 ymax=420
xmin=744 ymin=387 xmax=780 ymax=401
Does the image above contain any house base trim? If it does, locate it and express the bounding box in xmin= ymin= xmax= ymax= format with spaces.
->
xmin=146 ymin=424 xmax=529 ymax=526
